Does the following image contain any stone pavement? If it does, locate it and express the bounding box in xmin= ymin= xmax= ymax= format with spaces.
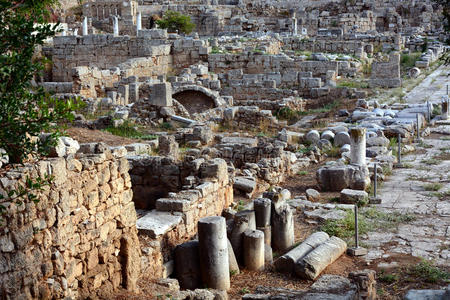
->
xmin=362 ymin=135 xmax=449 ymax=265
xmin=404 ymin=64 xmax=450 ymax=104
xmin=362 ymin=64 xmax=450 ymax=265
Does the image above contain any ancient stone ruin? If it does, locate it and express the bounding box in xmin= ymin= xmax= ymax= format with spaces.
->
xmin=1 ymin=0 xmax=450 ymax=299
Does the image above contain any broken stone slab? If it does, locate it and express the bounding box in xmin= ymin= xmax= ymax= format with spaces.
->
xmin=366 ymin=146 xmax=389 ymax=158
xmin=233 ymin=177 xmax=256 ymax=194
xmin=136 ymin=210 xmax=182 ymax=239
xmin=221 ymin=136 xmax=258 ymax=146
xmin=304 ymin=208 xmax=348 ymax=222
xmin=404 ymin=289 xmax=446 ymax=300
xmin=279 ymin=129 xmax=304 ymax=144
xmin=274 ymin=232 xmax=330 ymax=274
xmin=317 ymin=164 xmax=370 ymax=192
xmin=348 ymin=270 xmax=377 ymax=299
xmin=150 ymin=82 xmax=172 ymax=107
xmin=309 ymin=274 xmax=355 ymax=294
xmin=155 ymin=198 xmax=191 ymax=212
xmin=306 ymin=189 xmax=321 ymax=201
xmin=295 ymin=236 xmax=347 ymax=280
xmin=366 ymin=136 xmax=390 ymax=147
xmin=340 ymin=189 xmax=369 ymax=206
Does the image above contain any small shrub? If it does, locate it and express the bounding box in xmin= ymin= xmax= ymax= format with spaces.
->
xmin=378 ymin=272 xmax=398 ymax=284
xmin=337 ymin=80 xmax=370 ymax=89
xmin=320 ymin=209 xmax=369 ymax=242
xmin=104 ymin=121 xmax=157 ymax=140
xmin=423 ymin=183 xmax=443 ymax=191
xmin=407 ymin=260 xmax=449 ymax=284
xmin=324 ymin=146 xmax=341 ymax=158
xmin=420 ymin=158 xmax=440 ymax=165
xmin=297 ymin=170 xmax=308 ymax=176
xmin=160 ymin=122 xmax=173 ymax=130
xmin=400 ymin=52 xmax=421 ymax=70
xmin=156 ymin=10 xmax=195 ymax=34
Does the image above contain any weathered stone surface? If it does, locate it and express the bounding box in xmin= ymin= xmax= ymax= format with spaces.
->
xmin=334 ymin=132 xmax=351 ymax=147
xmin=275 ymin=232 xmax=329 ymax=274
xmin=137 ymin=211 xmax=182 ymax=239
xmin=306 ymin=130 xmax=320 ymax=144
xmin=317 ymin=164 xmax=370 ymax=192
xmin=234 ymin=177 xmax=256 ymax=194
xmin=404 ymin=289 xmax=446 ymax=300
xmin=306 ymin=189 xmax=321 ymax=201
xmin=340 ymin=189 xmax=369 ymax=205
xmin=295 ymin=236 xmax=347 ymax=280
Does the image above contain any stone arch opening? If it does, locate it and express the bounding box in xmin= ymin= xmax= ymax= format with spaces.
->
xmin=172 ymin=90 xmax=216 ymax=114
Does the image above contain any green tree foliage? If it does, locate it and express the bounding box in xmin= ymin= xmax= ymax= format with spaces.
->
xmin=0 ymin=0 xmax=80 ymax=164
xmin=156 ymin=10 xmax=196 ymax=34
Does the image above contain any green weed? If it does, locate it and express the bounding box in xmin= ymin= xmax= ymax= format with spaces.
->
xmin=423 ymin=183 xmax=443 ymax=191
xmin=104 ymin=121 xmax=157 ymax=140
xmin=407 ymin=260 xmax=449 ymax=284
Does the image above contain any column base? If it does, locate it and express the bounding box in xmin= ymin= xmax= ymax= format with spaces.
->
xmin=369 ymin=197 xmax=381 ymax=204
xmin=347 ymin=247 xmax=368 ymax=256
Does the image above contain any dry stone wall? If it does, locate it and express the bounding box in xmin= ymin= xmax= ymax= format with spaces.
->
xmin=135 ymin=158 xmax=233 ymax=279
xmin=50 ymin=35 xmax=171 ymax=81
xmin=0 ymin=143 xmax=140 ymax=299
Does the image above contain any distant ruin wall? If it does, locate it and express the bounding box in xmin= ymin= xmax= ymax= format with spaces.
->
xmin=0 ymin=145 xmax=140 ymax=299
xmin=370 ymin=53 xmax=401 ymax=88
xmin=51 ymin=35 xmax=171 ymax=82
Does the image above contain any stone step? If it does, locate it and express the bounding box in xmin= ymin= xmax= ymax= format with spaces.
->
xmin=137 ymin=210 xmax=182 ymax=239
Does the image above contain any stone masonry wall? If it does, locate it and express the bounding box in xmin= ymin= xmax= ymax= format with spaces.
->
xmin=136 ymin=158 xmax=233 ymax=279
xmin=0 ymin=143 xmax=140 ymax=299
xmin=51 ymin=35 xmax=171 ymax=81
xmin=370 ymin=53 xmax=401 ymax=88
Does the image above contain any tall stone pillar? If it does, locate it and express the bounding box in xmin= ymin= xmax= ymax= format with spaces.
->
xmin=82 ymin=17 xmax=88 ymax=36
xmin=292 ymin=18 xmax=298 ymax=36
xmin=113 ymin=16 xmax=119 ymax=36
xmin=137 ymin=12 xmax=142 ymax=31
xmin=350 ymin=127 xmax=366 ymax=166
xmin=198 ymin=216 xmax=230 ymax=291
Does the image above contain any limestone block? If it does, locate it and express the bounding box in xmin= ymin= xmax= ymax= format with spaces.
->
xmin=150 ymin=83 xmax=172 ymax=107
xmin=317 ymin=164 xmax=370 ymax=192
xmin=340 ymin=189 xmax=368 ymax=205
